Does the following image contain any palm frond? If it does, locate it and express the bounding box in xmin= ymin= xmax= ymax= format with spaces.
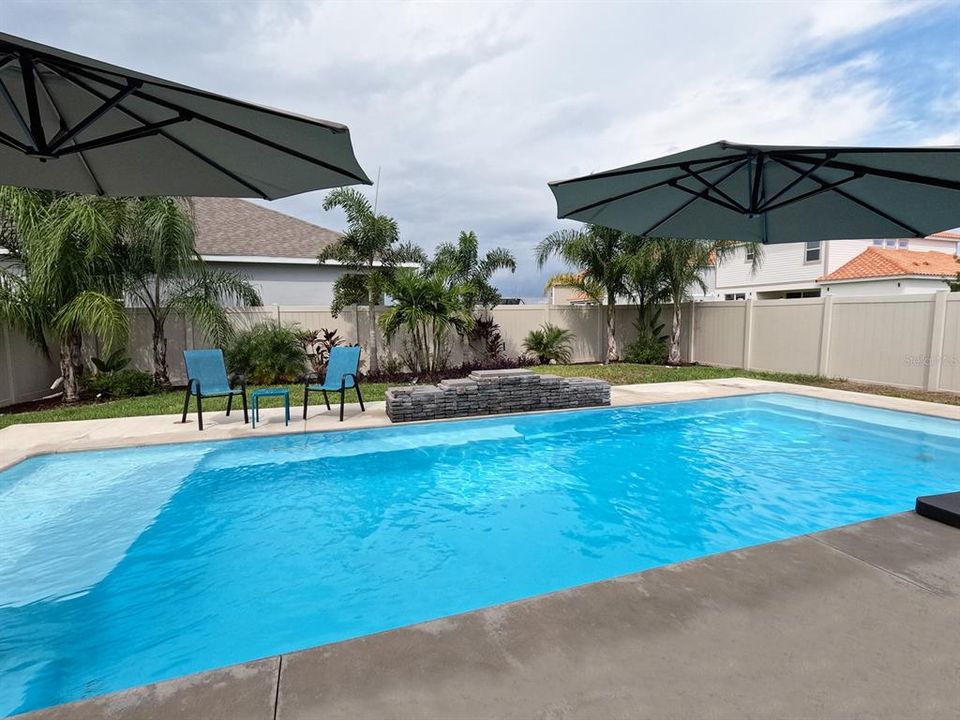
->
xmin=52 ymin=290 xmax=128 ymax=351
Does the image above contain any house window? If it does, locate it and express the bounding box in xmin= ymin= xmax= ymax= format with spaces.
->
xmin=873 ymin=238 xmax=904 ymax=248
xmin=804 ymin=241 xmax=821 ymax=263
xmin=897 ymin=239 xmax=909 ymax=249
xmin=724 ymin=293 xmax=746 ymax=301
xmin=744 ymin=245 xmax=755 ymax=263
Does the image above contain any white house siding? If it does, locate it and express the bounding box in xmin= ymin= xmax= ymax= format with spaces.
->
xmin=716 ymin=237 xmax=959 ymax=299
xmin=821 ymin=278 xmax=952 ymax=296
xmin=204 ymin=260 xmax=348 ymax=306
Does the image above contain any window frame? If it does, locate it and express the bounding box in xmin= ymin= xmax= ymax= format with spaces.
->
xmin=803 ymin=240 xmax=822 ymax=264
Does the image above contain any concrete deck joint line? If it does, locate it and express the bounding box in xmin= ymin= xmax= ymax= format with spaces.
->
xmin=807 ymin=530 xmax=944 ymax=597
xmin=272 ymin=655 xmax=282 ymax=720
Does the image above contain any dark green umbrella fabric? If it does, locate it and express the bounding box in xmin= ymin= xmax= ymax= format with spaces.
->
xmin=549 ymin=141 xmax=960 ymax=243
xmin=0 ymin=32 xmax=370 ymax=198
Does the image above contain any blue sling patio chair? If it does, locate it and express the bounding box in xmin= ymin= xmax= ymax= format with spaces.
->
xmin=303 ymin=346 xmax=365 ymax=422
xmin=181 ymin=349 xmax=248 ymax=431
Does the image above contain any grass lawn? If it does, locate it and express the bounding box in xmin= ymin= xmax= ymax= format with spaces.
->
xmin=531 ymin=364 xmax=960 ymax=406
xmin=0 ymin=364 xmax=955 ymax=430
xmin=0 ymin=383 xmax=389 ymax=430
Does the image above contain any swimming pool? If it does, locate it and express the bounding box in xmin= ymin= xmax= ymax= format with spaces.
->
xmin=1 ymin=392 xmax=957 ymax=715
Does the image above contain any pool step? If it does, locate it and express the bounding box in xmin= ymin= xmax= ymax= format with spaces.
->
xmin=915 ymin=492 xmax=960 ymax=529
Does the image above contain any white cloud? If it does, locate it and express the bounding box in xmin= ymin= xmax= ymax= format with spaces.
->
xmin=2 ymin=0 xmax=953 ymax=298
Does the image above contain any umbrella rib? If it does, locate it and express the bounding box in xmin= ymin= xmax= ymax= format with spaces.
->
xmin=47 ymin=64 xmax=272 ymax=199
xmin=18 ymin=54 xmax=47 ymax=152
xmin=757 ymin=173 xmax=862 ymax=213
xmin=684 ymin=165 xmax=747 ymax=213
xmin=551 ymin=154 xmax=743 ymax=187
xmin=776 ymin=152 xmax=960 ymax=193
xmin=563 ymin=157 xmax=742 ymax=217
xmin=0 ymin=77 xmax=33 ymax=146
xmin=758 ymin=153 xmax=834 ymax=209
xmin=31 ymin=61 xmax=105 ymax=194
xmin=774 ymin=157 xmax=924 ymax=236
xmin=640 ymin=159 xmax=750 ymax=236
xmin=59 ymin=63 xmax=371 ymax=185
xmin=0 ymin=130 xmax=29 ymax=153
xmin=670 ymin=179 xmax=745 ymax=214
xmin=47 ymin=80 xmax=142 ymax=152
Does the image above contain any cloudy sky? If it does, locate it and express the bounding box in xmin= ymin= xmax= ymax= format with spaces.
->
xmin=4 ymin=0 xmax=958 ymax=299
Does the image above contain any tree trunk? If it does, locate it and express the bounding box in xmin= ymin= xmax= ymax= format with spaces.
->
xmin=152 ymin=320 xmax=170 ymax=387
xmin=605 ymin=293 xmax=617 ymax=364
xmin=59 ymin=331 xmax=83 ymax=402
xmin=367 ymin=288 xmax=379 ymax=376
xmin=668 ymin=301 xmax=683 ymax=365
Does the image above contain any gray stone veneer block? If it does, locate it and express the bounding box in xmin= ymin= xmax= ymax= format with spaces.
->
xmin=385 ymin=369 xmax=610 ymax=423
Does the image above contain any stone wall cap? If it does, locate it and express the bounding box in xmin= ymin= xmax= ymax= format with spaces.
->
xmin=469 ymin=369 xmax=535 ymax=378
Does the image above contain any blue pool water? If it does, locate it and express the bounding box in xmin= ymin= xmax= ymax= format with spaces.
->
xmin=1 ymin=393 xmax=958 ymax=715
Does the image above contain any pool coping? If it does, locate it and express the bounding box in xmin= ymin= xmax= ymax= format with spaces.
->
xmin=12 ymin=511 xmax=960 ymax=719
xmin=1 ymin=377 xmax=956 ymax=472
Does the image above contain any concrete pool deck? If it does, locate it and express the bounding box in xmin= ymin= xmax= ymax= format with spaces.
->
xmin=3 ymin=378 xmax=959 ymax=719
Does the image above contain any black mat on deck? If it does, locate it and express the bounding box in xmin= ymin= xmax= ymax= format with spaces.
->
xmin=916 ymin=492 xmax=960 ymax=529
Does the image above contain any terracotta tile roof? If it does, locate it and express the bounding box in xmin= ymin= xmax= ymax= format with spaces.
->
xmin=819 ymin=247 xmax=960 ymax=282
xmin=930 ymin=230 xmax=960 ymax=240
xmin=190 ymin=197 xmax=341 ymax=259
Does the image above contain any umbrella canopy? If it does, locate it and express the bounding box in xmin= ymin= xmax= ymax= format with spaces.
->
xmin=549 ymin=141 xmax=960 ymax=244
xmin=0 ymin=32 xmax=371 ymax=198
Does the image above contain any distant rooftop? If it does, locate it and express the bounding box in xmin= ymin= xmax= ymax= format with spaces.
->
xmin=190 ymin=197 xmax=341 ymax=259
xmin=819 ymin=246 xmax=960 ymax=283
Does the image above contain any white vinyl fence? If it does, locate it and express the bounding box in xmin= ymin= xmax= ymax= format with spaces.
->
xmin=2 ymin=292 xmax=958 ymax=408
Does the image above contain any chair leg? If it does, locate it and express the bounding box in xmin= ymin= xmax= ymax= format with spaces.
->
xmin=355 ymin=383 xmax=365 ymax=412
xmin=197 ymin=394 xmax=204 ymax=431
xmin=240 ymin=390 xmax=249 ymax=424
xmin=321 ymin=389 xmax=331 ymax=410
xmin=181 ymin=386 xmax=191 ymax=423
xmin=339 ymin=388 xmax=345 ymax=422
xmin=303 ymin=387 xmax=309 ymax=420
xmin=226 ymin=394 xmax=233 ymax=417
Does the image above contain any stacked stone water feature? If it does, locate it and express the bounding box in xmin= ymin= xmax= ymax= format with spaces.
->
xmin=385 ymin=368 xmax=610 ymax=423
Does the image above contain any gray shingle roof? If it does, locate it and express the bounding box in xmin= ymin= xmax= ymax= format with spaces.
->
xmin=190 ymin=197 xmax=341 ymax=259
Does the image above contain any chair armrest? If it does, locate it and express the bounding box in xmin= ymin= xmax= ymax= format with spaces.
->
xmin=340 ymin=373 xmax=359 ymax=390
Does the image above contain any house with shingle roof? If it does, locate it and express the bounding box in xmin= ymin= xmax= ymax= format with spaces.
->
xmin=191 ymin=197 xmax=417 ymax=305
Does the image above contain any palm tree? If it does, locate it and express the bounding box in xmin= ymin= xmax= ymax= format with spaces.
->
xmin=427 ymin=230 xmax=516 ymax=309
xmin=0 ymin=187 xmax=128 ymax=402
xmin=536 ymin=225 xmax=631 ymax=363
xmin=651 ymin=238 xmax=762 ymax=364
xmin=320 ymin=188 xmax=425 ymax=374
xmin=522 ymin=323 xmax=575 ymax=364
xmin=379 ymin=269 xmax=473 ymax=375
xmin=123 ymin=197 xmax=261 ymax=386
xmin=622 ymin=239 xmax=670 ymax=344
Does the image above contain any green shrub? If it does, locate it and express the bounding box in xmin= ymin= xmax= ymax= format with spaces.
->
xmin=623 ymin=333 xmax=668 ymax=364
xmin=83 ymin=369 xmax=156 ymax=398
xmin=226 ymin=322 xmax=307 ymax=384
xmin=522 ymin=323 xmax=575 ymax=364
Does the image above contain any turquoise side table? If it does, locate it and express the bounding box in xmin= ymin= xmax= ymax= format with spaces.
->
xmin=250 ymin=388 xmax=290 ymax=428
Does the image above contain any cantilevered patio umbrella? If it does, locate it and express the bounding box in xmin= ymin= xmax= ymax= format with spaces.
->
xmin=549 ymin=141 xmax=960 ymax=243
xmin=0 ymin=32 xmax=370 ymax=198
